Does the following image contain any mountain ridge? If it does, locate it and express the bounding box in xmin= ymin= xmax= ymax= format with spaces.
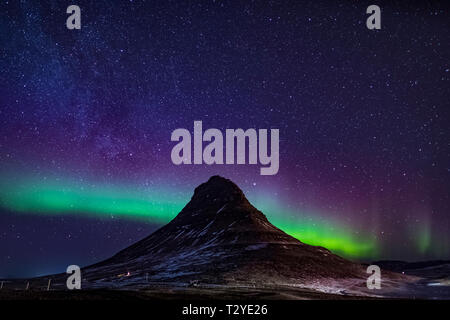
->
xmin=79 ymin=176 xmax=369 ymax=288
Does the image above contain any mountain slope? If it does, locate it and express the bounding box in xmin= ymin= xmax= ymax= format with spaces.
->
xmin=82 ymin=176 xmax=367 ymax=288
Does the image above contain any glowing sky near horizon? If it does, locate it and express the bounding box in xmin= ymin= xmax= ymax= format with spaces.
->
xmin=0 ymin=173 xmax=381 ymax=258
xmin=0 ymin=173 xmax=388 ymax=259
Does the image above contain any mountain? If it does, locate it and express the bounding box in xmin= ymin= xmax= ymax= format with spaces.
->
xmin=80 ymin=176 xmax=367 ymax=289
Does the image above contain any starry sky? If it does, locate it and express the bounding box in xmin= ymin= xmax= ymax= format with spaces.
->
xmin=0 ymin=0 xmax=449 ymax=278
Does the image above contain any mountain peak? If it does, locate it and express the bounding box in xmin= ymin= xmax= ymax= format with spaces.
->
xmin=191 ymin=175 xmax=246 ymax=203
xmin=171 ymin=175 xmax=254 ymax=224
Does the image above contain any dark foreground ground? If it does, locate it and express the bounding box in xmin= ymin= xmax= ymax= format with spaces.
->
xmin=1 ymin=261 xmax=449 ymax=300
xmin=1 ymin=280 xmax=450 ymax=300
xmin=0 ymin=286 xmax=380 ymax=300
xmin=2 ymin=280 xmax=450 ymax=300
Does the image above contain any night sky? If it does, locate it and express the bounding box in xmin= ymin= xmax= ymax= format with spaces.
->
xmin=0 ymin=0 xmax=449 ymax=278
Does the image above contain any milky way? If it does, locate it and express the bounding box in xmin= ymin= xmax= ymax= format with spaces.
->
xmin=0 ymin=0 xmax=449 ymax=277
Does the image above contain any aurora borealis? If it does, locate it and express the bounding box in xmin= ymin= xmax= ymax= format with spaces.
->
xmin=1 ymin=1 xmax=449 ymax=278
xmin=0 ymin=173 xmax=378 ymax=258
xmin=0 ymin=175 xmax=184 ymax=224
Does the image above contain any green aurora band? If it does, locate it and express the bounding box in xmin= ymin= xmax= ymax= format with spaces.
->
xmin=0 ymin=177 xmax=379 ymax=259
xmin=0 ymin=178 xmax=185 ymax=224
